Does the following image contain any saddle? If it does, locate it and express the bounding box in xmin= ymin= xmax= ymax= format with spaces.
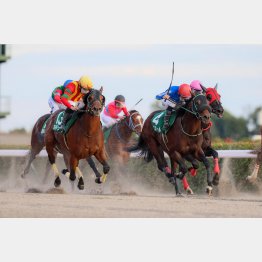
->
xmin=151 ymin=110 xmax=178 ymax=134
xmin=40 ymin=111 xmax=79 ymax=135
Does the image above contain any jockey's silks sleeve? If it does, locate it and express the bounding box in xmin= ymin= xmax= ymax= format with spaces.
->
xmin=155 ymin=85 xmax=180 ymax=103
xmin=61 ymin=81 xmax=83 ymax=108
xmin=52 ymin=86 xmax=65 ymax=103
xmin=104 ymin=101 xmax=129 ymax=119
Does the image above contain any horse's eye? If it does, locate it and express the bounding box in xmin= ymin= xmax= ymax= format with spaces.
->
xmin=207 ymin=94 xmax=212 ymax=101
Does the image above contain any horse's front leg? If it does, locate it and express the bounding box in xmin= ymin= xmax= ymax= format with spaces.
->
xmin=169 ymin=151 xmax=189 ymax=196
xmin=69 ymin=156 xmax=84 ymax=190
xmin=205 ymin=146 xmax=220 ymax=186
xmin=94 ymin=150 xmax=110 ymax=184
xmin=86 ymin=156 xmax=101 ymax=178
xmin=247 ymin=151 xmax=261 ymax=182
xmin=197 ymin=150 xmax=212 ymax=195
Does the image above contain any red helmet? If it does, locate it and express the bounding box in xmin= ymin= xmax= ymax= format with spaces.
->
xmin=178 ymin=84 xmax=192 ymax=99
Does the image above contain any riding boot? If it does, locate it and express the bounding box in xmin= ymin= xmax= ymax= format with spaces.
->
xmin=163 ymin=108 xmax=172 ymax=130
xmin=103 ymin=126 xmax=109 ymax=133
xmin=61 ymin=109 xmax=73 ymax=133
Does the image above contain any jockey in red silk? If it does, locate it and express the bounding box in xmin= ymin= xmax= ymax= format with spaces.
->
xmin=60 ymin=75 xmax=93 ymax=133
xmin=48 ymin=80 xmax=73 ymax=113
xmin=101 ymin=95 xmax=130 ymax=129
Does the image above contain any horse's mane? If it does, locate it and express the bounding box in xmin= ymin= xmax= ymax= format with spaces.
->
xmin=129 ymin=109 xmax=138 ymax=115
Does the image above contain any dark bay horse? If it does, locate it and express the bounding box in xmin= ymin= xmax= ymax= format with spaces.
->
xmin=86 ymin=110 xmax=143 ymax=178
xmin=44 ymin=88 xmax=109 ymax=190
xmin=181 ymin=84 xmax=224 ymax=193
xmin=128 ymin=94 xmax=212 ymax=195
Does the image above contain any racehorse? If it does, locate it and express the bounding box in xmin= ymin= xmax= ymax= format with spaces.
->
xmin=181 ymin=84 xmax=224 ymax=193
xmin=128 ymin=94 xmax=212 ymax=195
xmin=20 ymin=100 xmax=102 ymax=184
xmin=44 ymin=88 xmax=109 ymax=190
xmin=20 ymin=113 xmax=98 ymax=182
xmin=247 ymin=127 xmax=262 ymax=182
xmin=85 ymin=110 xmax=143 ymax=179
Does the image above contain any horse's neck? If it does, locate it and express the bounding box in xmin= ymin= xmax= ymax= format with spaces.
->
xmin=80 ymin=114 xmax=101 ymax=133
xmin=116 ymin=119 xmax=133 ymax=141
xmin=181 ymin=112 xmax=201 ymax=134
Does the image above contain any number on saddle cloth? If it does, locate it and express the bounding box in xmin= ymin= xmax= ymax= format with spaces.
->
xmin=151 ymin=110 xmax=177 ymax=133
xmin=52 ymin=111 xmax=79 ymax=134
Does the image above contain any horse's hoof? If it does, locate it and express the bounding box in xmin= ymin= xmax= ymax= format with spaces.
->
xmin=62 ymin=169 xmax=69 ymax=175
xmin=206 ymin=186 xmax=213 ymax=196
xmin=21 ymin=173 xmax=25 ymax=179
xmin=77 ymin=177 xmax=84 ymax=190
xmin=212 ymin=174 xmax=220 ymax=186
xmin=69 ymin=174 xmax=76 ymax=181
xmin=186 ymin=187 xmax=194 ymax=195
xmin=176 ymin=193 xmax=184 ymax=197
xmin=95 ymin=177 xmax=102 ymax=184
xmin=100 ymin=174 xmax=107 ymax=183
xmin=246 ymin=176 xmax=256 ymax=183
xmin=54 ymin=176 xmax=61 ymax=188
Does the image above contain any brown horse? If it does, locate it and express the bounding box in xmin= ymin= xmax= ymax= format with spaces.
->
xmin=20 ymin=114 xmax=103 ymax=183
xmin=181 ymin=84 xmax=224 ymax=193
xmin=86 ymin=110 xmax=143 ymax=178
xmin=44 ymin=88 xmax=109 ymax=190
xmin=128 ymin=94 xmax=212 ymax=195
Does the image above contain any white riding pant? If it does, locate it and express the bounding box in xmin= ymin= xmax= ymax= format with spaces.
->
xmin=48 ymin=97 xmax=84 ymax=113
xmin=161 ymin=99 xmax=177 ymax=109
xmin=101 ymin=111 xmax=119 ymax=128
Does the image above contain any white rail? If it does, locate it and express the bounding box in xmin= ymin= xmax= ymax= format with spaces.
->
xmin=0 ymin=149 xmax=258 ymax=158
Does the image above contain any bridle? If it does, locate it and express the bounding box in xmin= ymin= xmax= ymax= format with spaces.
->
xmin=180 ymin=94 xmax=211 ymax=137
xmin=115 ymin=111 xmax=143 ymax=142
xmin=78 ymin=89 xmax=105 ymax=115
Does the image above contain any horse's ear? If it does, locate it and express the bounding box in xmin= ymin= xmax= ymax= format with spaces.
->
xmin=215 ymin=83 xmax=218 ymax=90
xmin=100 ymin=86 xmax=103 ymax=93
xmin=200 ymin=83 xmax=207 ymax=93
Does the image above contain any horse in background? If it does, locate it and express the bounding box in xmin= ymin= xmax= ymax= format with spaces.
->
xmin=86 ymin=110 xmax=143 ymax=181
xmin=128 ymin=94 xmax=212 ymax=195
xmin=247 ymin=127 xmax=262 ymax=182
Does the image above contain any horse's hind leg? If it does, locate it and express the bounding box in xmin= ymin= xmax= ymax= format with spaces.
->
xmin=42 ymin=152 xmax=58 ymax=184
xmin=46 ymin=143 xmax=61 ymax=188
xmin=197 ymin=150 xmax=212 ymax=195
xmin=42 ymin=158 xmax=52 ymax=184
xmin=21 ymin=147 xmax=43 ymax=178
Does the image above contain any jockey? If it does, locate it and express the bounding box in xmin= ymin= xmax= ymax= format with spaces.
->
xmin=101 ymin=95 xmax=130 ymax=131
xmin=190 ymin=80 xmax=203 ymax=95
xmin=60 ymin=75 xmax=93 ymax=132
xmin=156 ymin=83 xmax=192 ymax=130
xmin=48 ymin=80 xmax=73 ymax=114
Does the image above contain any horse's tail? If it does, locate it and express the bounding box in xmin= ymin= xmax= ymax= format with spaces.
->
xmin=126 ymin=135 xmax=154 ymax=163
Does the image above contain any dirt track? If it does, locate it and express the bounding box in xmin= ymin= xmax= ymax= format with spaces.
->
xmin=0 ymin=191 xmax=262 ymax=217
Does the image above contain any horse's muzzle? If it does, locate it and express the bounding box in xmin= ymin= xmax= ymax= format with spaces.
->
xmin=201 ymin=115 xmax=211 ymax=125
xmin=92 ymin=107 xmax=102 ymax=116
